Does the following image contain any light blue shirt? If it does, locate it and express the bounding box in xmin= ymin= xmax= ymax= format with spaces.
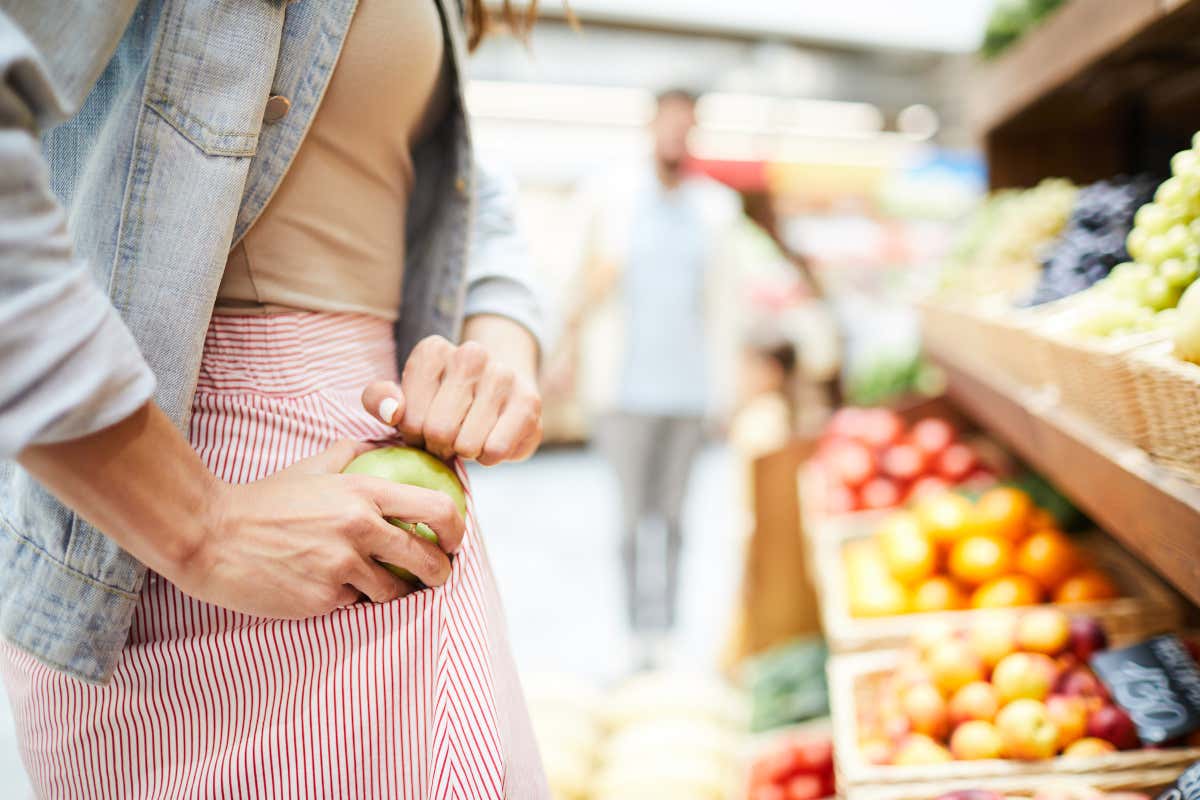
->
xmin=618 ymin=173 xmax=713 ymax=416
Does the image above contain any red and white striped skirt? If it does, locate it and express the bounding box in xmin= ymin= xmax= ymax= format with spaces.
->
xmin=1 ymin=313 xmax=547 ymax=799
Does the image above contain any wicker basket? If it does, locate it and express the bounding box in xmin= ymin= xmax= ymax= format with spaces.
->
xmin=1130 ymin=342 xmax=1200 ymax=484
xmin=1036 ymin=326 xmax=1166 ymax=450
xmin=830 ymin=649 xmax=1200 ymax=800
xmin=814 ymin=527 xmax=1183 ymax=654
xmin=918 ymin=303 xmax=1057 ymax=391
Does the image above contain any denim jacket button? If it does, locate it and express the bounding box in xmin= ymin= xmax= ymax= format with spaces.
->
xmin=264 ymin=95 xmax=291 ymax=123
xmin=454 ymin=177 xmax=467 ymax=195
xmin=436 ymin=294 xmax=455 ymax=315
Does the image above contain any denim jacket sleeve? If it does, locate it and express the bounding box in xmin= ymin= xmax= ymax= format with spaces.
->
xmin=0 ymin=4 xmax=156 ymax=458
xmin=462 ymin=155 xmax=548 ymax=357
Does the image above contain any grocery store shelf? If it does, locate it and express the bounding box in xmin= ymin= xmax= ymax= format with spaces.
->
xmin=928 ymin=344 xmax=1200 ymax=608
xmin=974 ymin=0 xmax=1200 ymax=187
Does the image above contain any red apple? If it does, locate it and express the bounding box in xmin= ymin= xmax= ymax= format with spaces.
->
xmin=949 ymin=681 xmax=1000 ymax=725
xmin=910 ymin=418 xmax=956 ymax=456
xmin=1087 ymin=704 xmax=1139 ymax=750
xmin=935 ymin=443 xmax=978 ymax=482
xmin=858 ymin=408 xmax=905 ymax=449
xmin=881 ymin=442 xmax=929 ymax=482
xmin=1046 ymin=695 xmax=1089 ymax=748
xmin=992 ymin=652 xmax=1058 ymax=704
xmin=1068 ymin=617 xmax=1109 ymax=663
xmin=1055 ymin=665 xmax=1111 ymax=704
xmin=792 ymin=737 xmax=833 ymax=773
xmin=861 ymin=477 xmax=903 ymax=509
xmin=827 ymin=440 xmax=875 ymax=488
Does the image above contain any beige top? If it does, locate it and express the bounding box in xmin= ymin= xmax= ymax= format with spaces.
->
xmin=216 ymin=0 xmax=448 ymax=321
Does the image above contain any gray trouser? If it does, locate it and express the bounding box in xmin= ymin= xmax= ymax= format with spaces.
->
xmin=595 ymin=412 xmax=705 ymax=633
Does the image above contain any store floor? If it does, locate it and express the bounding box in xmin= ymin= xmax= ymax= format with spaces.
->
xmin=0 ymin=443 xmax=739 ymax=787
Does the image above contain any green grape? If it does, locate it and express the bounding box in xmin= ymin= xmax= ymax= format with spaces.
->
xmin=1188 ymin=218 xmax=1200 ymax=241
xmin=1192 ymin=132 xmax=1200 ymax=151
xmin=1127 ymin=227 xmax=1150 ymax=261
xmin=1165 ymin=223 xmax=1192 ymax=258
xmin=1156 ymin=176 xmax=1189 ymax=209
xmin=1135 ymin=202 xmax=1172 ymax=235
xmin=1144 ymin=234 xmax=1173 ymax=266
xmin=1144 ymin=275 xmax=1182 ymax=310
xmin=1161 ymin=258 xmax=1200 ymax=288
xmin=1172 ymin=149 xmax=1200 ymax=179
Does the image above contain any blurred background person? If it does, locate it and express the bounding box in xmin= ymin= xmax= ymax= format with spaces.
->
xmin=559 ymin=88 xmax=740 ymax=665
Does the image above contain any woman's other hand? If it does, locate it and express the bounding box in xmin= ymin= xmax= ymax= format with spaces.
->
xmin=362 ymin=316 xmax=542 ymax=465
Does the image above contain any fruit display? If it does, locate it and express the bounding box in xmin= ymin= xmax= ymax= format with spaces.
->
xmin=845 ymin=486 xmax=1117 ymax=618
xmin=939 ymin=179 xmax=1077 ymax=302
xmin=1067 ymin=136 xmax=1200 ymax=338
xmin=816 ymin=408 xmax=995 ymax=514
xmin=855 ymin=610 xmax=1148 ymax=766
xmin=747 ymin=733 xmax=835 ymax=800
xmin=1027 ymin=176 xmax=1158 ymax=306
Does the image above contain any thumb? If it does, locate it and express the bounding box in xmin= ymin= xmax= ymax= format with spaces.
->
xmin=362 ymin=381 xmax=405 ymax=427
xmin=289 ymin=439 xmax=376 ymax=474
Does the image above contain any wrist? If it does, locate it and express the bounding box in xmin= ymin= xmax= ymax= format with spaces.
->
xmin=163 ymin=471 xmax=227 ymax=590
xmin=462 ymin=313 xmax=539 ymax=381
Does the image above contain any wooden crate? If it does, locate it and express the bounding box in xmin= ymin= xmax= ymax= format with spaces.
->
xmin=829 ymin=649 xmax=1200 ymax=800
xmin=814 ymin=528 xmax=1183 ymax=654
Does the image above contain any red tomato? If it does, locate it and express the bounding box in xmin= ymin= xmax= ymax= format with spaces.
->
xmin=826 ymin=441 xmax=875 ymax=488
xmin=784 ymin=774 xmax=825 ymax=800
xmin=880 ymin=443 xmax=928 ymax=482
xmin=935 ymin=443 xmax=977 ymax=482
xmin=910 ymin=418 xmax=956 ymax=456
xmin=792 ymin=737 xmax=834 ymax=773
xmin=906 ymin=475 xmax=951 ymax=503
xmin=860 ymin=477 xmax=902 ymax=509
xmin=857 ymin=408 xmax=905 ymax=449
xmin=750 ymin=747 xmax=801 ymax=785
xmin=826 ymin=484 xmax=860 ymax=514
xmin=820 ymin=773 xmax=837 ymax=798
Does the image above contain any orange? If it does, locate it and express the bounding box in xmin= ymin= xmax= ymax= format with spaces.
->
xmin=970 ymin=574 xmax=1043 ymax=609
xmin=948 ymin=535 xmax=1014 ymax=586
xmin=972 ymin=487 xmax=1033 ymax=542
xmin=1053 ymin=568 xmax=1119 ymax=603
xmin=910 ymin=576 xmax=968 ymax=612
xmin=849 ymin=574 xmax=910 ymax=618
xmin=915 ymin=493 xmax=976 ymax=546
xmin=879 ymin=513 xmax=938 ymax=585
xmin=1015 ymin=529 xmax=1080 ymax=589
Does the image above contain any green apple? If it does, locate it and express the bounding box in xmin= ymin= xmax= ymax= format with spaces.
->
xmin=342 ymin=446 xmax=467 ymax=580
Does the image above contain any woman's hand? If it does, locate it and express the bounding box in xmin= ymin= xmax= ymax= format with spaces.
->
xmin=178 ymin=440 xmax=465 ymax=617
xmin=362 ymin=316 xmax=542 ymax=465
xmin=18 ymin=404 xmax=465 ymax=620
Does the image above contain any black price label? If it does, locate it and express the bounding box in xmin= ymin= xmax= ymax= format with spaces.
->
xmin=1156 ymin=760 xmax=1200 ymax=800
xmin=1090 ymin=635 xmax=1200 ymax=746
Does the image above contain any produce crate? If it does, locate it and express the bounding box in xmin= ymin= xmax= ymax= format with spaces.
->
xmin=828 ymin=649 xmax=1200 ymax=800
xmin=1037 ymin=326 xmax=1166 ymax=450
xmin=814 ymin=528 xmax=1182 ymax=654
xmin=1131 ymin=342 xmax=1200 ymax=484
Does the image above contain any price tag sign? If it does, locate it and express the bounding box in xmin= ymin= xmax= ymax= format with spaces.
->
xmin=1156 ymin=760 xmax=1200 ymax=800
xmin=1091 ymin=634 xmax=1200 ymax=746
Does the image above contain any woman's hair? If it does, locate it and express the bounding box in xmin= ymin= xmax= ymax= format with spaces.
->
xmin=466 ymin=1 xmax=542 ymax=51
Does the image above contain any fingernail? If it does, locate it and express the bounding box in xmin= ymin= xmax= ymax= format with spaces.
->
xmin=379 ymin=397 xmax=400 ymax=425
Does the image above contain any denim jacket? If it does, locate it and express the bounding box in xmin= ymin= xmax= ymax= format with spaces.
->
xmin=0 ymin=0 xmax=543 ymax=685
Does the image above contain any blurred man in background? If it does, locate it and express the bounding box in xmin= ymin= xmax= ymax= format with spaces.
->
xmin=558 ymin=88 xmax=740 ymax=667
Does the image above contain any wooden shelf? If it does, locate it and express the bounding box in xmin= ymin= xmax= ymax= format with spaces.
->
xmin=928 ymin=343 xmax=1200 ymax=608
xmin=974 ymin=0 xmax=1200 ymax=188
